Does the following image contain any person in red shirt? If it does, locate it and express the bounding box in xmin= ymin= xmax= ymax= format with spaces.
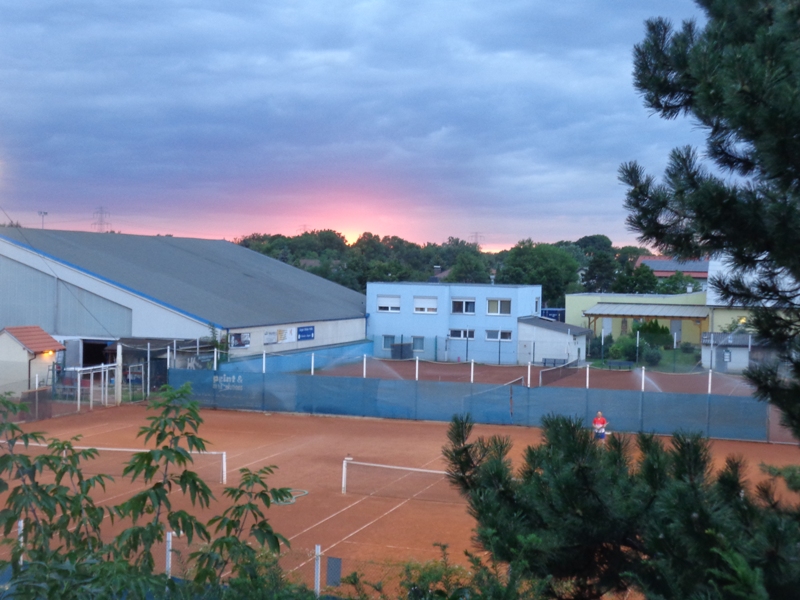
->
xmin=592 ymin=411 xmax=608 ymax=444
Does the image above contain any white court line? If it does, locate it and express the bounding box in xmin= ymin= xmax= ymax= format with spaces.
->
xmin=289 ymin=476 xmax=444 ymax=573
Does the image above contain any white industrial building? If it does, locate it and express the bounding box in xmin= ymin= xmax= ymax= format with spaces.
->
xmin=0 ymin=228 xmax=366 ymax=369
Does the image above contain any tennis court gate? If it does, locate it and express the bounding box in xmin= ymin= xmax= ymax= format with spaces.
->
xmin=169 ymin=370 xmax=776 ymax=442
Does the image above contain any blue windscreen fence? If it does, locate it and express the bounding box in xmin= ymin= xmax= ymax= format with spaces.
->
xmin=168 ymin=370 xmax=771 ymax=442
xmin=219 ymin=341 xmax=373 ymax=374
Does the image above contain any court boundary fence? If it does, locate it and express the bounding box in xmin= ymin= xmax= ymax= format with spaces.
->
xmin=168 ymin=369 xmax=789 ymax=443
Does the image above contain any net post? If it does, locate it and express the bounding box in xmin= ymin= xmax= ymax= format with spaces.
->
xmin=363 ymin=354 xmax=366 ymax=379
xmin=470 ymin=360 xmax=474 ymax=383
xmin=311 ymin=352 xmax=315 ymax=376
xmin=415 ymin=356 xmax=419 ymax=381
xmin=342 ymin=456 xmax=352 ymax=493
xmin=262 ymin=351 xmax=266 ymax=374
xmin=586 ymin=364 xmax=589 ymax=389
xmin=222 ymin=452 xmax=227 ymax=484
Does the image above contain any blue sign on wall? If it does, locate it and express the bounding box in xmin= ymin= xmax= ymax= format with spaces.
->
xmin=298 ymin=326 xmax=315 ymax=341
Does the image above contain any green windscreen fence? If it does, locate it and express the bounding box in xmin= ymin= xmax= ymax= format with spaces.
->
xmin=168 ymin=370 xmax=771 ymax=441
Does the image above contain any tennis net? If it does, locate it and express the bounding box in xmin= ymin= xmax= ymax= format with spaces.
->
xmin=341 ymin=459 xmax=465 ymax=504
xmin=2 ymin=442 xmax=227 ymax=483
xmin=539 ymin=360 xmax=579 ymax=386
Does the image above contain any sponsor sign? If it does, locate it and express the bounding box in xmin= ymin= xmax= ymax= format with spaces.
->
xmin=263 ymin=328 xmax=297 ymax=345
xmin=298 ymin=326 xmax=315 ymax=341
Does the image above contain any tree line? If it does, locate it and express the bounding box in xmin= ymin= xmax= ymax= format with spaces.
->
xmin=236 ymin=231 xmax=701 ymax=306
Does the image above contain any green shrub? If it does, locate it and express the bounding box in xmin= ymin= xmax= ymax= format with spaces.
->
xmin=680 ymin=341 xmax=694 ymax=354
xmin=634 ymin=320 xmax=672 ymax=348
xmin=644 ymin=347 xmax=662 ymax=366
xmin=609 ymin=336 xmax=638 ymax=362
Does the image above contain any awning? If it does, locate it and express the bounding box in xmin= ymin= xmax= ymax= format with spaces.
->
xmin=583 ymin=303 xmax=709 ymax=320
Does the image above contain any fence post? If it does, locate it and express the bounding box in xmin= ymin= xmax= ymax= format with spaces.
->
xmin=314 ymin=544 xmax=321 ymax=597
xmin=586 ymin=364 xmax=589 ymax=389
xmin=527 ymin=362 xmax=531 ymax=388
xmin=470 ymin=360 xmax=474 ymax=383
xmin=17 ymin=519 xmax=23 ymax=566
xmin=415 ymin=356 xmax=419 ymax=381
xmin=115 ymin=344 xmax=122 ymax=405
xmin=311 ymin=352 xmax=315 ymax=376
xmin=166 ymin=531 xmax=172 ymax=578
xmin=146 ymin=342 xmax=151 ymax=398
xmin=363 ymin=354 xmax=366 ymax=378
xmin=706 ymin=369 xmax=712 ymax=436
xmin=263 ymin=351 xmax=266 ymax=375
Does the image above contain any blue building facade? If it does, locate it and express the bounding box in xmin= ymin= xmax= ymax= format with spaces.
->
xmin=366 ymin=282 xmax=542 ymax=365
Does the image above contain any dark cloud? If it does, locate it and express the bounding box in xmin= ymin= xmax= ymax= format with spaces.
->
xmin=0 ymin=0 xmax=705 ymax=245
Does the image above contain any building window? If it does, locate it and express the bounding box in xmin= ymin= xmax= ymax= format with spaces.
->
xmin=486 ymin=330 xmax=512 ymax=341
xmin=451 ymin=299 xmax=475 ymax=314
xmin=412 ymin=336 xmax=425 ymax=351
xmin=382 ymin=335 xmax=395 ymax=349
xmin=449 ymin=329 xmax=475 ymax=339
xmin=377 ymin=295 xmax=400 ymax=312
xmin=487 ymin=299 xmax=511 ymax=315
xmin=413 ymin=296 xmax=438 ymax=314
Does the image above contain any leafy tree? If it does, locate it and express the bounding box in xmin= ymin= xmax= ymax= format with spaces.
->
xmin=496 ymin=240 xmax=579 ymax=307
xmin=444 ymin=413 xmax=800 ymax=600
xmin=445 ymin=252 xmax=490 ymax=284
xmin=657 ymin=271 xmax=700 ymax=294
xmin=582 ymin=251 xmax=618 ymax=292
xmin=612 ymin=264 xmax=659 ymax=294
xmin=0 ymin=386 xmax=304 ymax=599
xmin=619 ymin=0 xmax=800 ymax=438
xmin=574 ymin=234 xmax=613 ymax=257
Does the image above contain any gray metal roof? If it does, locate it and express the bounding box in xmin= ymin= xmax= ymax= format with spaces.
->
xmin=0 ymin=228 xmax=365 ymax=328
xmin=583 ymin=303 xmax=709 ymax=319
xmin=639 ymin=257 xmax=709 ymax=274
xmin=518 ymin=316 xmax=592 ymax=336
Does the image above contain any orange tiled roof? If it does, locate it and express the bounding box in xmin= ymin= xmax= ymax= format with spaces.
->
xmin=1 ymin=326 xmax=65 ymax=354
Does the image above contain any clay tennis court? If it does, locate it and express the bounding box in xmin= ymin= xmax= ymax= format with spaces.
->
xmin=6 ymin=402 xmax=800 ymax=591
xmin=317 ymin=358 xmax=756 ymax=396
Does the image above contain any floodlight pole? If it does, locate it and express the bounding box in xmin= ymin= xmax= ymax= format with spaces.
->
xmin=38 ymin=211 xmax=47 ymax=229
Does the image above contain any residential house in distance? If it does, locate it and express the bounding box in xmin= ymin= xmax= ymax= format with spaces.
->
xmin=366 ymin=282 xmax=544 ymax=365
xmin=635 ymin=256 xmax=709 ymax=290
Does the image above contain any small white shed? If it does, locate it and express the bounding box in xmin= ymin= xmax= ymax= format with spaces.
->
xmin=517 ymin=317 xmax=591 ymax=365
xmin=0 ymin=326 xmax=64 ymax=394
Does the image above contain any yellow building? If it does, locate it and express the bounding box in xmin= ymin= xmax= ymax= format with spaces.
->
xmin=565 ymin=291 xmax=750 ymax=346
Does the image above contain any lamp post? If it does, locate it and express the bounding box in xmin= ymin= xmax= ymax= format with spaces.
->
xmin=37 ymin=211 xmax=48 ymax=229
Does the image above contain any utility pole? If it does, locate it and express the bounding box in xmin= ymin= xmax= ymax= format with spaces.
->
xmin=38 ymin=211 xmax=47 ymax=229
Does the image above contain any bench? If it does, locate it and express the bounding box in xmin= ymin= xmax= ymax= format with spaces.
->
xmin=542 ymin=358 xmax=567 ymax=368
xmin=607 ymin=360 xmax=634 ymax=370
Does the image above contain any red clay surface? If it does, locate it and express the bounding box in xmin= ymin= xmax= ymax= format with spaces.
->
xmin=5 ymin=403 xmax=800 ymax=590
xmin=315 ymin=358 xmax=756 ymax=396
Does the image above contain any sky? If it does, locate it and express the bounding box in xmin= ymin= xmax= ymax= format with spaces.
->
xmin=0 ymin=1 xmax=706 ymax=252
